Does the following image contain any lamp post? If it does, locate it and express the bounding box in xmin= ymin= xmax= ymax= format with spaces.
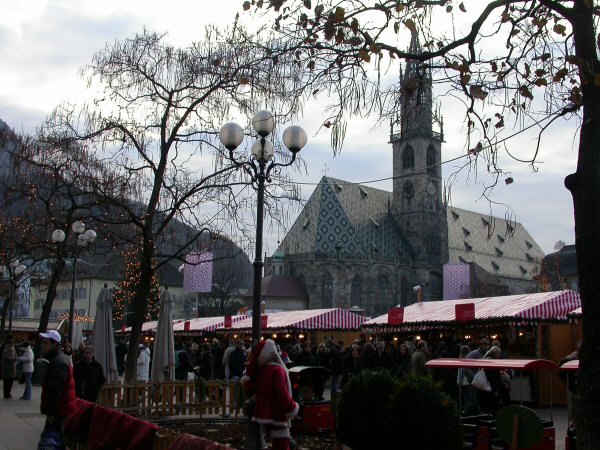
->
xmin=52 ymin=222 xmax=97 ymax=344
xmin=7 ymin=260 xmax=27 ymax=338
xmin=219 ymin=110 xmax=307 ymax=347
xmin=220 ymin=111 xmax=306 ymax=450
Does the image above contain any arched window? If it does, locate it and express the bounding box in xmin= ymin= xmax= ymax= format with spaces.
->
xmin=402 ymin=146 xmax=414 ymax=169
xmin=322 ymin=271 xmax=333 ymax=308
xmin=351 ymin=275 xmax=362 ymax=307
xmin=400 ymin=275 xmax=409 ymax=306
xmin=427 ymin=145 xmax=436 ymax=173
xmin=377 ymin=274 xmax=390 ymax=312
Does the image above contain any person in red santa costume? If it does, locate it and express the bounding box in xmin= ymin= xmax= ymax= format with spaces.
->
xmin=242 ymin=339 xmax=299 ymax=450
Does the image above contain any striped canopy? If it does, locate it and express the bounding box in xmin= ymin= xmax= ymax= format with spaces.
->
xmin=224 ymin=308 xmax=365 ymax=332
xmin=118 ymin=319 xmax=183 ymax=334
xmin=363 ymin=290 xmax=581 ymax=331
xmin=173 ymin=315 xmax=249 ymax=334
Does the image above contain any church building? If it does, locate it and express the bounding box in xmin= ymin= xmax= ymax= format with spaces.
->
xmin=262 ymin=34 xmax=544 ymax=315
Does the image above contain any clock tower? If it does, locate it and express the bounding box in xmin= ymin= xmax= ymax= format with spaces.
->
xmin=391 ymin=32 xmax=448 ymax=300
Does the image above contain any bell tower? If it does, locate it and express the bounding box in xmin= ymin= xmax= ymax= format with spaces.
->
xmin=391 ymin=33 xmax=448 ymax=300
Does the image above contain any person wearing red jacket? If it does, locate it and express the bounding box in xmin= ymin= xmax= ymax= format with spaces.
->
xmin=242 ymin=339 xmax=299 ymax=450
xmin=39 ymin=330 xmax=76 ymax=444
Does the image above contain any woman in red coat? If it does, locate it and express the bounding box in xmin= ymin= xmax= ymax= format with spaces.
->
xmin=242 ymin=339 xmax=299 ymax=450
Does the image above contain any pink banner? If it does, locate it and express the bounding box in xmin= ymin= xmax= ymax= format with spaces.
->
xmin=455 ymin=303 xmax=475 ymax=322
xmin=183 ymin=252 xmax=213 ymax=292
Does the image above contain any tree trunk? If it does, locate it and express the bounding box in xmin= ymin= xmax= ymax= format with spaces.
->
xmin=0 ymin=285 xmax=11 ymax=343
xmin=565 ymin=3 xmax=600 ymax=448
xmin=124 ymin=230 xmax=155 ymax=383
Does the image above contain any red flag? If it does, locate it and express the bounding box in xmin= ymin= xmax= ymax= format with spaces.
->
xmin=224 ymin=315 xmax=232 ymax=329
xmin=388 ymin=307 xmax=404 ymax=325
xmin=455 ymin=303 xmax=475 ymax=322
xmin=184 ymin=320 xmax=190 ymax=331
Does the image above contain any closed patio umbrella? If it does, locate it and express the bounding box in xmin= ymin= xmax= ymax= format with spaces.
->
xmin=71 ymin=320 xmax=84 ymax=350
xmin=150 ymin=287 xmax=176 ymax=382
xmin=92 ymin=284 xmax=119 ymax=383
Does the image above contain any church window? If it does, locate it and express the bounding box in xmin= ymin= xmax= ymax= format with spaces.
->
xmin=464 ymin=242 xmax=473 ymax=252
xmin=495 ymin=247 xmax=504 ymax=257
xmin=451 ymin=210 xmax=460 ymax=220
xmin=491 ymin=261 xmax=500 ymax=271
xmin=525 ymin=253 xmax=534 ymax=262
xmin=519 ymin=265 xmax=528 ymax=275
xmin=458 ymin=256 xmax=468 ymax=263
xmin=377 ymin=275 xmax=390 ymax=312
xmin=426 ymin=145 xmax=436 ymax=173
xmin=333 ymin=181 xmax=343 ymax=192
xmin=321 ymin=272 xmax=333 ymax=308
xmin=525 ymin=240 xmax=533 ymax=249
xmin=462 ymin=227 xmax=471 ymax=237
xmin=351 ymin=275 xmax=362 ymax=307
xmin=400 ymin=275 xmax=409 ymax=306
xmin=497 ymin=235 xmax=505 ymax=243
xmin=481 ymin=217 xmax=490 ymax=227
xmin=359 ymin=187 xmax=368 ymax=198
xmin=402 ymin=146 xmax=415 ymax=169
xmin=506 ymin=223 xmax=515 ymax=235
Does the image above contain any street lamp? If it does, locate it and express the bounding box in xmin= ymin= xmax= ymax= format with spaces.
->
xmin=6 ymin=259 xmax=27 ymax=339
xmin=219 ymin=110 xmax=307 ymax=347
xmin=52 ymin=221 xmax=97 ymax=344
xmin=220 ymin=111 xmax=306 ymax=450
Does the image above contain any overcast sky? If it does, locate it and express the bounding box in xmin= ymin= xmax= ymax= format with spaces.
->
xmin=0 ymin=0 xmax=578 ymax=255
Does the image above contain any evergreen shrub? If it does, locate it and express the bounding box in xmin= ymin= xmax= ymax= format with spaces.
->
xmin=336 ymin=371 xmax=462 ymax=450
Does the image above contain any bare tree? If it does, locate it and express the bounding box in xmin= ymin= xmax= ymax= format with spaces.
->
xmin=245 ymin=1 xmax=600 ymax=447
xmin=39 ymin=25 xmax=308 ymax=382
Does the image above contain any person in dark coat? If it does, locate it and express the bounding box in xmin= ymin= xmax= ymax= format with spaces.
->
xmin=196 ymin=343 xmax=215 ymax=380
xmin=211 ymin=339 xmax=225 ymax=380
xmin=115 ymin=340 xmax=127 ymax=376
xmin=342 ymin=346 xmax=362 ymax=387
xmin=370 ymin=339 xmax=395 ymax=372
xmin=395 ymin=343 xmax=412 ymax=378
xmin=293 ymin=342 xmax=317 ymax=366
xmin=39 ymin=330 xmax=76 ymax=442
xmin=175 ymin=342 xmax=198 ymax=381
xmin=227 ymin=341 xmax=246 ymax=380
xmin=2 ymin=336 xmax=18 ymax=398
xmin=74 ymin=345 xmax=106 ymax=402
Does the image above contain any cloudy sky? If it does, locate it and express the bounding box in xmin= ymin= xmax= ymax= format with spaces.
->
xmin=0 ymin=0 xmax=578 ymax=255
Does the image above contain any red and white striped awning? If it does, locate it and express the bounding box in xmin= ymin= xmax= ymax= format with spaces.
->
xmin=117 ymin=319 xmax=184 ymax=334
xmin=173 ymin=315 xmax=249 ymax=334
xmin=224 ymin=308 xmax=365 ymax=332
xmin=363 ymin=290 xmax=581 ymax=330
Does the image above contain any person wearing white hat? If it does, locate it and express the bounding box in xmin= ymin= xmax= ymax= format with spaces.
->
xmin=39 ymin=330 xmax=76 ymax=446
xmin=242 ymin=339 xmax=299 ymax=450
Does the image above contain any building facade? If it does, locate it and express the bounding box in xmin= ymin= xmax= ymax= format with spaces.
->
xmin=264 ymin=34 xmax=544 ymax=316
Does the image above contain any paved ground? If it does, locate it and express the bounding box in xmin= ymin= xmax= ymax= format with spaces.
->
xmin=0 ymin=384 xmax=46 ymax=450
xmin=0 ymin=382 xmax=569 ymax=450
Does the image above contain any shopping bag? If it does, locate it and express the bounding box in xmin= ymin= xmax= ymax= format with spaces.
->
xmin=37 ymin=423 xmax=62 ymax=450
xmin=471 ymin=370 xmax=491 ymax=392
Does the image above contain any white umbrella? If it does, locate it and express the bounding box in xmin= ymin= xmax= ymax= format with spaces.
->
xmin=150 ymin=287 xmax=176 ymax=382
xmin=71 ymin=321 xmax=84 ymax=350
xmin=92 ymin=284 xmax=119 ymax=383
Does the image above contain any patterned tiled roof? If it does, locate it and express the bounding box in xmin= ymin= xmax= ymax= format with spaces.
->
xmin=279 ymin=177 xmax=412 ymax=263
xmin=279 ymin=177 xmax=543 ymax=281
xmin=447 ymin=206 xmax=544 ymax=280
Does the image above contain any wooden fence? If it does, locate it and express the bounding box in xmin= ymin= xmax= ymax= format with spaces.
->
xmin=97 ymin=380 xmax=246 ymax=418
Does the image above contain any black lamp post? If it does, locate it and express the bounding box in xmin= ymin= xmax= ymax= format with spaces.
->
xmin=52 ymin=222 xmax=96 ymax=344
xmin=219 ymin=110 xmax=307 ymax=347
xmin=219 ymin=111 xmax=306 ymax=450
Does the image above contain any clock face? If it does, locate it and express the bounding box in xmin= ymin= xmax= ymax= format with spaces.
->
xmin=427 ymin=182 xmax=436 ymax=195
xmin=403 ymin=181 xmax=414 ymax=198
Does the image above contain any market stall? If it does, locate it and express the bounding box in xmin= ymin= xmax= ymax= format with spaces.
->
xmin=172 ymin=315 xmax=249 ymax=337
xmin=220 ymin=308 xmax=365 ymax=346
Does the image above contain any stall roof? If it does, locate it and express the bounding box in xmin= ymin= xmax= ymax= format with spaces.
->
xmin=425 ymin=358 xmax=558 ymax=370
xmin=118 ymin=319 xmax=184 ymax=334
xmin=8 ymin=318 xmax=65 ymax=333
xmin=173 ymin=315 xmax=249 ymax=333
xmin=363 ymin=290 xmax=581 ymax=329
xmin=559 ymin=360 xmax=579 ymax=372
xmin=223 ymin=308 xmax=365 ymax=332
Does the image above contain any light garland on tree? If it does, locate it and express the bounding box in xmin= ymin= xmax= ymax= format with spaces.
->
xmin=113 ymin=244 xmax=160 ymax=323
